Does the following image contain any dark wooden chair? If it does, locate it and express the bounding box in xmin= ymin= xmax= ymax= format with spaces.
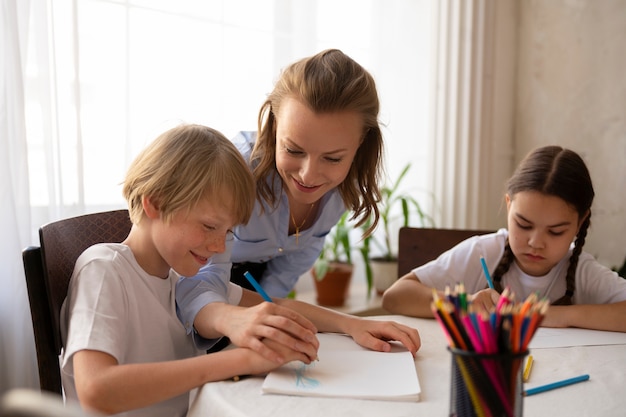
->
xmin=22 ymin=210 xmax=132 ymax=394
xmin=397 ymin=227 xmax=494 ymax=278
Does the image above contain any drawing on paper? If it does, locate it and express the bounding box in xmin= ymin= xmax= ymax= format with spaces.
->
xmin=292 ymin=361 xmax=320 ymax=389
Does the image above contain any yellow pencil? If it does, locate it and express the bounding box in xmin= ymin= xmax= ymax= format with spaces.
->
xmin=523 ymin=355 xmax=534 ymax=382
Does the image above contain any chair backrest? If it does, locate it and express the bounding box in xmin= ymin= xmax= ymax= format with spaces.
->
xmin=397 ymin=227 xmax=494 ymax=278
xmin=22 ymin=210 xmax=132 ymax=394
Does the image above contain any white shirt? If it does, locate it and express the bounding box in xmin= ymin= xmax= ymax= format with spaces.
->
xmin=414 ymin=229 xmax=626 ymax=304
xmin=61 ymin=244 xmax=202 ymax=417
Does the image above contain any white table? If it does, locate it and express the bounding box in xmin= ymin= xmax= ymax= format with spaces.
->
xmin=187 ymin=315 xmax=626 ymax=417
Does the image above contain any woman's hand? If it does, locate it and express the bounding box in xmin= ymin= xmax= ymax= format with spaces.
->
xmin=218 ymin=300 xmax=320 ymax=364
xmin=343 ymin=318 xmax=421 ymax=357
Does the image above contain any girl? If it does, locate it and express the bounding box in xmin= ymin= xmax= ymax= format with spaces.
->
xmin=382 ymin=145 xmax=626 ymax=332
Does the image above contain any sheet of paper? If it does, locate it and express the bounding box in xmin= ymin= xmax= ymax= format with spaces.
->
xmin=529 ymin=327 xmax=626 ymax=349
xmin=261 ymin=333 xmax=421 ymax=402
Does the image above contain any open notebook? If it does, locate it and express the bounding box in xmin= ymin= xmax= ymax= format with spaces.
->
xmin=261 ymin=333 xmax=421 ymax=402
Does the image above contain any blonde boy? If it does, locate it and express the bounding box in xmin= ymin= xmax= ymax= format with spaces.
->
xmin=60 ymin=125 xmax=316 ymax=417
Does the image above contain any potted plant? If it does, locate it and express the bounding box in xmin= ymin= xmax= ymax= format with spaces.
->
xmin=361 ymin=163 xmax=434 ymax=295
xmin=312 ymin=211 xmax=356 ymax=306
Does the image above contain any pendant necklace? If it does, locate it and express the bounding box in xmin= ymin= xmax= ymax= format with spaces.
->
xmin=290 ymin=203 xmax=315 ymax=245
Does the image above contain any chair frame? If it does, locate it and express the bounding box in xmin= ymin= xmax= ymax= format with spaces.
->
xmin=22 ymin=209 xmax=132 ymax=394
xmin=397 ymin=227 xmax=494 ymax=278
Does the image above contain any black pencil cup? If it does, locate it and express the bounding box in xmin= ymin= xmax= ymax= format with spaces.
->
xmin=449 ymin=347 xmax=528 ymax=417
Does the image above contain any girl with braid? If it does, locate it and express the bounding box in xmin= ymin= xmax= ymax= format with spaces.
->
xmin=383 ymin=145 xmax=626 ymax=332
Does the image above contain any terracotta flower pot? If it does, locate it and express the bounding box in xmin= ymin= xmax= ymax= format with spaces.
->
xmin=311 ymin=262 xmax=353 ymax=306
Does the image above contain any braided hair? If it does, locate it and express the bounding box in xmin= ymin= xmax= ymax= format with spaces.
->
xmin=491 ymin=146 xmax=595 ymax=305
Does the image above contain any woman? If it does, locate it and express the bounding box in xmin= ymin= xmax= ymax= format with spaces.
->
xmin=176 ymin=49 xmax=407 ymax=358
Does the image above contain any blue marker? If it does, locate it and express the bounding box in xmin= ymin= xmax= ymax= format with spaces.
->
xmin=244 ymin=271 xmax=272 ymax=302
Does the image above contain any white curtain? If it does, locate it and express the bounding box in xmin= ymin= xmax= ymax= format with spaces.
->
xmin=1 ymin=0 xmax=435 ymax=392
xmin=1 ymin=0 xmax=39 ymax=392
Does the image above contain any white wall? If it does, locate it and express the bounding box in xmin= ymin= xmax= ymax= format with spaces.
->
xmin=515 ymin=0 xmax=626 ymax=269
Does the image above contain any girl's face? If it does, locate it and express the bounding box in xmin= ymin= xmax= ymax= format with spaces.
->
xmin=506 ymin=191 xmax=583 ymax=277
xmin=145 ymin=195 xmax=236 ymax=278
xmin=274 ymin=97 xmax=363 ymax=206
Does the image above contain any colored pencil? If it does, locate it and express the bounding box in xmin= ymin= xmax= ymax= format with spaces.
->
xmin=480 ymin=256 xmax=495 ymax=289
xmin=244 ymin=271 xmax=272 ymax=302
xmin=522 ymin=355 xmax=534 ymax=382
xmin=523 ymin=374 xmax=590 ymax=396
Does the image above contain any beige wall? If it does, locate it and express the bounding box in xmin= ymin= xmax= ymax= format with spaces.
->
xmin=515 ymin=0 xmax=626 ymax=269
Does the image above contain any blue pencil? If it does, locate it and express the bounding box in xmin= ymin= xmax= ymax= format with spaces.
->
xmin=523 ymin=374 xmax=590 ymax=396
xmin=480 ymin=256 xmax=495 ymax=289
xmin=243 ymin=271 xmax=272 ymax=302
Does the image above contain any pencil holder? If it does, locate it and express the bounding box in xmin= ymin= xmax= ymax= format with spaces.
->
xmin=448 ymin=347 xmax=527 ymax=417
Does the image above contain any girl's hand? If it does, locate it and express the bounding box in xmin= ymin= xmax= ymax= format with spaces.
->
xmin=468 ymin=288 xmax=500 ymax=314
xmin=344 ymin=319 xmax=421 ymax=357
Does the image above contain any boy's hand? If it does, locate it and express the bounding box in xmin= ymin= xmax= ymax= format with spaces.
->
xmin=221 ymin=301 xmax=319 ymax=363
xmin=243 ymin=338 xmax=316 ymax=376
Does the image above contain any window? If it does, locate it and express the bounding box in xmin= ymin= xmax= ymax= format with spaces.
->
xmin=24 ymin=0 xmax=433 ymax=241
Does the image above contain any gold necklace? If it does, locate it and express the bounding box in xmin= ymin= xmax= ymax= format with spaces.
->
xmin=290 ymin=203 xmax=315 ymax=245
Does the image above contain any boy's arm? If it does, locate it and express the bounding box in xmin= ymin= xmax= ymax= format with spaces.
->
xmin=72 ymin=342 xmax=311 ymax=415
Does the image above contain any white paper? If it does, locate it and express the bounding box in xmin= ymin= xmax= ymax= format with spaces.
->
xmin=261 ymin=333 xmax=420 ymax=402
xmin=529 ymin=327 xmax=626 ymax=349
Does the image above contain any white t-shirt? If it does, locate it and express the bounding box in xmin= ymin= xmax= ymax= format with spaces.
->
xmin=60 ymin=243 xmax=202 ymax=417
xmin=413 ymin=229 xmax=626 ymax=304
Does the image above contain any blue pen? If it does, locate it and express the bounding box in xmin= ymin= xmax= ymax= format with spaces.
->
xmin=480 ymin=256 xmax=495 ymax=289
xmin=523 ymin=374 xmax=590 ymax=396
xmin=243 ymin=271 xmax=272 ymax=302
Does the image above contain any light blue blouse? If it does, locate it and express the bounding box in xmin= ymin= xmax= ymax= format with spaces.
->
xmin=176 ymin=132 xmax=347 ymax=339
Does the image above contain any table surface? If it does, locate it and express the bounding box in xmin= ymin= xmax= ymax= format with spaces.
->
xmin=187 ymin=315 xmax=626 ymax=417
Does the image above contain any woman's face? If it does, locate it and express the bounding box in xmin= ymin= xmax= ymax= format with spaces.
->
xmin=274 ymin=97 xmax=363 ymax=205
xmin=506 ymin=191 xmax=583 ymax=277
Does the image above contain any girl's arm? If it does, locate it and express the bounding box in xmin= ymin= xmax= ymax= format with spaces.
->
xmin=381 ymin=272 xmax=500 ymax=317
xmin=73 ymin=341 xmax=308 ymax=415
xmin=381 ymin=272 xmax=438 ymax=318
xmin=542 ymin=300 xmax=626 ymax=332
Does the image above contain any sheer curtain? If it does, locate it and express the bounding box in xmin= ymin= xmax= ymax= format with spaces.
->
xmin=1 ymin=0 xmax=434 ymax=392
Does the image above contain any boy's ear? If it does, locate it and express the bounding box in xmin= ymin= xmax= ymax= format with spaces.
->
xmin=142 ymin=196 xmax=160 ymax=220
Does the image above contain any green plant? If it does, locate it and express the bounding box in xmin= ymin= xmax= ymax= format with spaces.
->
xmin=364 ymin=162 xmax=434 ymax=262
xmin=313 ymin=211 xmax=354 ymax=280
xmin=359 ymin=163 xmax=434 ymax=295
